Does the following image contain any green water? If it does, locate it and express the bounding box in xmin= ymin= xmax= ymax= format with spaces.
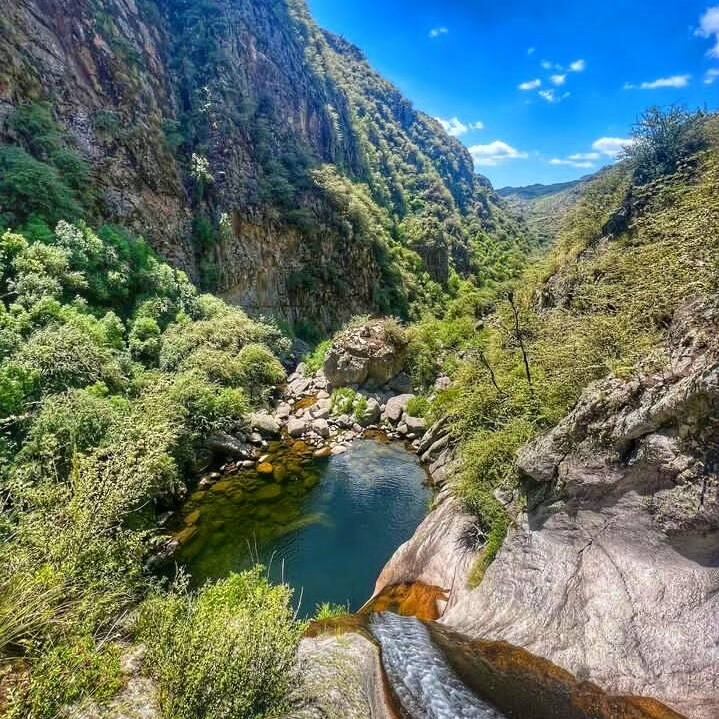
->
xmin=173 ymin=439 xmax=432 ymax=615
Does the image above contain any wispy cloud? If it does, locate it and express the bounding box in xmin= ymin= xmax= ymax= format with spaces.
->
xmin=624 ymin=74 xmax=691 ymax=90
xmin=429 ymin=27 xmax=449 ymax=39
xmin=569 ymin=59 xmax=586 ymax=72
xmin=697 ymin=6 xmax=719 ymax=57
xmin=550 ymin=74 xmax=567 ymax=86
xmin=527 ymin=47 xmax=536 ymax=55
xmin=568 ymin=152 xmax=601 ymax=161
xmin=705 ymin=68 xmax=719 ymax=84
xmin=550 ymin=158 xmax=595 ymax=169
xmin=469 ymin=140 xmax=528 ymax=167
xmin=592 ymin=137 xmax=635 ymax=158
xmin=436 ymin=117 xmax=484 ymax=137
xmin=539 ymin=89 xmax=570 ymax=103
xmin=541 ymin=60 xmax=563 ymax=71
xmin=519 ymin=78 xmax=542 ymax=91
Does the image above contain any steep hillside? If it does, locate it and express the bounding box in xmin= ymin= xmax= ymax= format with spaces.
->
xmin=370 ymin=108 xmax=719 ymax=718
xmin=0 ymin=0 xmax=528 ymax=335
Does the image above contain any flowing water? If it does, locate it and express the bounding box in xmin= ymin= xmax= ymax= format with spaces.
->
xmin=173 ymin=439 xmax=432 ymax=615
xmin=370 ymin=613 xmax=506 ymax=719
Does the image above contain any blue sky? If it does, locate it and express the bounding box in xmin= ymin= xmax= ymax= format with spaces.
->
xmin=308 ymin=0 xmax=719 ymax=187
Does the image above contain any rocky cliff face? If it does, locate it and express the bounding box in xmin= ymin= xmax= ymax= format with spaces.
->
xmin=377 ymin=299 xmax=719 ymax=719
xmin=0 ymin=0 xmax=527 ymax=332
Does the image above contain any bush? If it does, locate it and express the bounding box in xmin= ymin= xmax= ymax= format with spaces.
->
xmin=7 ymin=636 xmax=123 ymax=719
xmin=626 ymin=107 xmax=708 ymax=185
xmin=137 ymin=570 xmax=304 ymax=719
xmin=406 ymin=396 xmax=430 ymax=418
xmin=0 ymin=147 xmax=82 ymax=229
xmin=303 ymin=339 xmax=331 ymax=374
xmin=235 ymin=343 xmax=286 ymax=402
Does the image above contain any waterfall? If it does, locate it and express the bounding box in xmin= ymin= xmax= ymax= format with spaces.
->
xmin=369 ymin=613 xmax=505 ymax=719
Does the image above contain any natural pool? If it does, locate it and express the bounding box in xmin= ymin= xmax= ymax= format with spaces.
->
xmin=172 ymin=439 xmax=432 ymax=616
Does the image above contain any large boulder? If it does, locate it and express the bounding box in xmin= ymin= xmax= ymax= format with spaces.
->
xmin=383 ymin=394 xmax=415 ymax=424
xmin=249 ymin=412 xmax=281 ymax=437
xmin=323 ymin=320 xmax=408 ymax=389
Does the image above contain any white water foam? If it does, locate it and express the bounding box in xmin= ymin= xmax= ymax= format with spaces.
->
xmin=369 ymin=613 xmax=505 ymax=719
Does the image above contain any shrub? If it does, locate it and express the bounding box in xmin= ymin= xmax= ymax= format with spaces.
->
xmin=235 ymin=343 xmax=286 ymax=402
xmin=406 ymin=396 xmax=430 ymax=418
xmin=330 ymin=387 xmax=359 ymax=416
xmin=15 ymin=323 xmax=126 ymax=394
xmin=0 ymin=147 xmax=82 ymax=228
xmin=137 ymin=570 xmax=304 ymax=719
xmin=7 ymin=636 xmax=123 ymax=719
xmin=626 ymin=107 xmax=708 ymax=185
xmin=303 ymin=338 xmax=331 ymax=374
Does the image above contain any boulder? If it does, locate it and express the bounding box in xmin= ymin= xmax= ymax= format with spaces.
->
xmin=206 ymin=433 xmax=253 ymax=459
xmin=250 ymin=412 xmax=281 ymax=437
xmin=287 ymin=417 xmax=310 ymax=438
xmin=311 ymin=418 xmax=330 ymax=438
xmin=404 ymin=415 xmax=426 ymax=434
xmin=440 ymin=300 xmax=719 ymax=719
xmin=383 ymin=394 xmax=415 ymax=423
xmin=356 ymin=397 xmax=381 ymax=427
xmin=323 ymin=320 xmax=408 ymax=388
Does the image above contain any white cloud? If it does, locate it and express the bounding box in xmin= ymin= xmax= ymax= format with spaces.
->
xmin=539 ymin=89 xmax=570 ymax=103
xmin=541 ymin=60 xmax=555 ymax=70
xmin=592 ymin=137 xmax=635 ymax=158
xmin=468 ymin=140 xmax=528 ymax=167
xmin=549 ymin=158 xmax=595 ymax=169
xmin=568 ymin=152 xmax=601 ymax=161
xmin=519 ymin=78 xmax=542 ymax=91
xmin=436 ymin=117 xmax=485 ymax=137
xmin=624 ymin=74 xmax=691 ymax=90
xmin=551 ymin=74 xmax=567 ymax=86
xmin=429 ymin=27 xmax=449 ymax=38
xmin=697 ymin=6 xmax=719 ymax=57
xmin=527 ymin=47 xmax=536 ymax=55
xmin=569 ymin=59 xmax=586 ymax=72
xmin=705 ymin=68 xmax=719 ymax=84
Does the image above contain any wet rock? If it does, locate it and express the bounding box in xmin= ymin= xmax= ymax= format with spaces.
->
xmin=383 ymin=394 xmax=415 ymax=423
xmin=331 ymin=445 xmax=348 ymax=455
xmin=313 ymin=446 xmax=332 ymax=459
xmin=257 ymin=462 xmax=274 ymax=475
xmin=397 ymin=422 xmax=409 ymax=436
xmin=250 ymin=412 xmax=281 ymax=437
xmin=206 ymin=432 xmax=253 ymax=459
xmin=255 ymin=484 xmax=282 ymax=501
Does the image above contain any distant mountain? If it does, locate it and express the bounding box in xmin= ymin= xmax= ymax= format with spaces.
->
xmin=497 ymin=178 xmax=586 ymax=201
xmin=497 ymin=175 xmax=596 ymax=245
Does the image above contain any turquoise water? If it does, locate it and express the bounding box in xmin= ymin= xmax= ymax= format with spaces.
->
xmin=174 ymin=440 xmax=432 ymax=616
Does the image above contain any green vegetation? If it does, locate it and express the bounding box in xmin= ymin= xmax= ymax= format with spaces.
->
xmin=414 ymin=109 xmax=719 ymax=577
xmin=0 ymin=211 xmax=295 ymax=713
xmin=137 ymin=570 xmax=304 ymax=719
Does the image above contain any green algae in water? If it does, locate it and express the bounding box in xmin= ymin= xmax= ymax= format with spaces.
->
xmin=174 ymin=441 xmax=432 ymax=616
